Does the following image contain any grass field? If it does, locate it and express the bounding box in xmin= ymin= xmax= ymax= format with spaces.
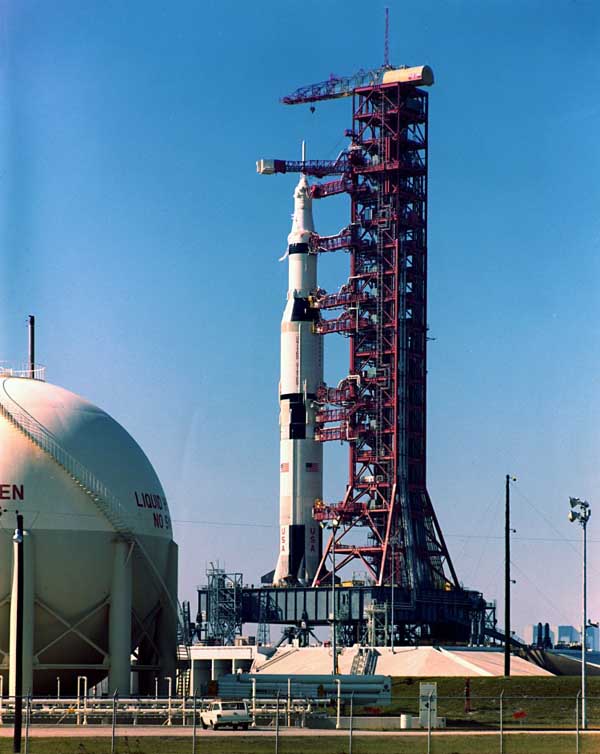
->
xmin=383 ymin=675 xmax=600 ymax=729
xmin=1 ymin=677 xmax=598 ymax=753
xmin=0 ymin=734 xmax=597 ymax=754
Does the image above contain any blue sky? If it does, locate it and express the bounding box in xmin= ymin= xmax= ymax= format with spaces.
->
xmin=1 ymin=0 xmax=599 ymax=635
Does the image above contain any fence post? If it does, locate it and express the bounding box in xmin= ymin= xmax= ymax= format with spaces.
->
xmin=192 ymin=694 xmax=197 ymax=754
xmin=576 ymin=690 xmax=581 ymax=754
xmin=499 ymin=690 xmax=504 ymax=754
xmin=275 ymin=689 xmax=280 ymax=754
xmin=336 ymin=679 xmax=342 ymax=730
xmin=349 ymin=691 xmax=354 ymax=754
xmin=427 ymin=690 xmax=432 ymax=754
xmin=111 ymin=692 xmax=118 ymax=754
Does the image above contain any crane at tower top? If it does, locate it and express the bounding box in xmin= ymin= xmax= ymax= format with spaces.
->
xmin=281 ymin=64 xmax=434 ymax=106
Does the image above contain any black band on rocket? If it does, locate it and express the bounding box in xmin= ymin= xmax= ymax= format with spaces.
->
xmin=291 ymin=298 xmax=319 ymax=322
xmin=288 ymin=243 xmax=310 ymax=254
xmin=280 ymin=392 xmax=317 ymax=401
xmin=286 ymin=394 xmax=307 ymax=439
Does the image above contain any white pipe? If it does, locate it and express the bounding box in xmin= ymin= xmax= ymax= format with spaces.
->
xmin=165 ymin=676 xmax=173 ymax=726
xmin=82 ymin=676 xmax=88 ymax=725
xmin=76 ymin=675 xmax=88 ymax=724
xmin=76 ymin=676 xmax=81 ymax=726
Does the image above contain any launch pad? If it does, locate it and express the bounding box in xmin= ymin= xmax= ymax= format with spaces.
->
xmin=197 ymin=581 xmax=492 ymax=647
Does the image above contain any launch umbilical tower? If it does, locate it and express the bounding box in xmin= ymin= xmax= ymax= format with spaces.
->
xmin=313 ymin=74 xmax=457 ymax=595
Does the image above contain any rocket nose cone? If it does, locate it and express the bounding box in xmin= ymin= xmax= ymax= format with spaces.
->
xmin=293 ymin=174 xmax=310 ymax=199
xmin=288 ymin=173 xmax=315 ymax=245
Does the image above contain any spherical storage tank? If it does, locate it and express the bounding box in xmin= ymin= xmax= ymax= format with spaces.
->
xmin=0 ymin=371 xmax=178 ymax=696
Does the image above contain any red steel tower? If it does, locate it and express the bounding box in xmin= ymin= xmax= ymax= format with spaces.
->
xmin=259 ymin=64 xmax=459 ymax=610
xmin=311 ymin=73 xmax=458 ymax=595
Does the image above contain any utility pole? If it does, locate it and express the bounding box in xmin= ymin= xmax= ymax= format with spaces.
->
xmin=504 ymin=476 xmax=516 ymax=676
xmin=13 ymin=512 xmax=24 ymax=754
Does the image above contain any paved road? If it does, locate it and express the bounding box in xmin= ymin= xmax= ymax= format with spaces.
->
xmin=0 ymin=726 xmax=598 ymax=738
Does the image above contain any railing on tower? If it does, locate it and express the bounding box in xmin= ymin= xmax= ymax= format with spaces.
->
xmin=0 ymin=362 xmax=46 ymax=381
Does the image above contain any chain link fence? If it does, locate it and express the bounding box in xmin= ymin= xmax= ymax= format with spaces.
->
xmin=1 ymin=692 xmax=599 ymax=754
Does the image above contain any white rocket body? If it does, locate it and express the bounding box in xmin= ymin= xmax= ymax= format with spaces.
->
xmin=273 ymin=175 xmax=323 ymax=585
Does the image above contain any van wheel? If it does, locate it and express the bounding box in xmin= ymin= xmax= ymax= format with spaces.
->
xmin=201 ymin=720 xmax=208 ymax=730
xmin=211 ymin=722 xmax=219 ymax=731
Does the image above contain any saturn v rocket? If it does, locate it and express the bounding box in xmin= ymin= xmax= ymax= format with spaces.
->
xmin=273 ymin=174 xmax=323 ymax=585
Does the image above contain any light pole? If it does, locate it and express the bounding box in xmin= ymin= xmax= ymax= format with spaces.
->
xmin=13 ymin=512 xmax=24 ymax=754
xmin=569 ymin=497 xmax=591 ymax=729
xmin=390 ymin=535 xmax=398 ymax=653
xmin=328 ymin=518 xmax=340 ymax=675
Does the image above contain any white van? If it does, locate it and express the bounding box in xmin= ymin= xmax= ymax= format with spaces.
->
xmin=200 ymin=700 xmax=251 ymax=730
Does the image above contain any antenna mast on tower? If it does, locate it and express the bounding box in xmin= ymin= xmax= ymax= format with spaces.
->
xmin=384 ymin=7 xmax=390 ymax=68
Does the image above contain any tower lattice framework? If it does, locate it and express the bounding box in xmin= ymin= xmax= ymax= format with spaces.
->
xmin=312 ymin=81 xmax=458 ymax=593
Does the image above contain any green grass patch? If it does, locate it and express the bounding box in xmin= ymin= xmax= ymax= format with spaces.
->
xmin=377 ymin=676 xmax=600 ymax=729
xmin=1 ymin=735 xmax=597 ymax=754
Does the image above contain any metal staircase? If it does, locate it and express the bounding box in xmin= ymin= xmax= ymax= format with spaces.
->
xmin=350 ymin=647 xmax=378 ymax=675
xmin=0 ymin=379 xmax=191 ymax=694
xmin=176 ymin=647 xmax=191 ymax=697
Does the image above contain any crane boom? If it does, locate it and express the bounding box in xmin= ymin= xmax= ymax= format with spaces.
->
xmin=281 ymin=67 xmax=388 ymax=106
xmin=280 ymin=65 xmax=434 ymax=106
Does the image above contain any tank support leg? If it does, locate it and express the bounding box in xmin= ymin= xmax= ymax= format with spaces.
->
xmin=108 ymin=539 xmax=133 ymax=695
xmin=10 ymin=531 xmax=34 ymax=696
xmin=156 ymin=540 xmax=177 ymax=696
